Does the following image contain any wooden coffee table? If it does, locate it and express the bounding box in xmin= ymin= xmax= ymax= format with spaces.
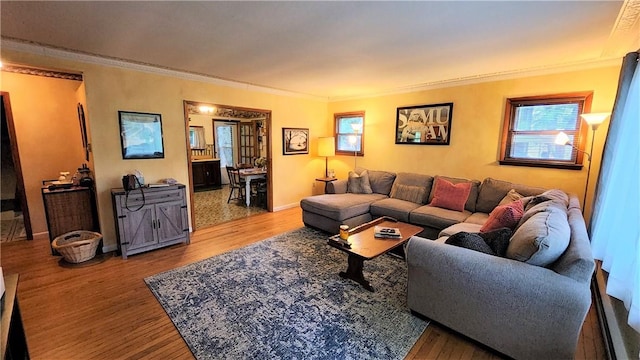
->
xmin=328 ymin=217 xmax=423 ymax=291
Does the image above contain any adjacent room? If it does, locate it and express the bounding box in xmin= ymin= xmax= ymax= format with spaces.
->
xmin=1 ymin=1 xmax=638 ymax=359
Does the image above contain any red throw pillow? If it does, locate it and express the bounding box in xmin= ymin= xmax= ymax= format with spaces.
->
xmin=480 ymin=200 xmax=525 ymax=233
xmin=429 ymin=178 xmax=472 ymax=212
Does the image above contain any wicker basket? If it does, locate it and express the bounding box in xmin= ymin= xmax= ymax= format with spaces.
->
xmin=52 ymin=230 xmax=102 ymax=263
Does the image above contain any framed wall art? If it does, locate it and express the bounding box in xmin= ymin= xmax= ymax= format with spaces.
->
xmin=282 ymin=127 xmax=309 ymax=155
xmin=118 ymin=111 xmax=165 ymax=159
xmin=395 ymin=102 xmax=453 ymax=145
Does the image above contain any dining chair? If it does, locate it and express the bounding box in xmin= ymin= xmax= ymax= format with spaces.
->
xmin=225 ymin=166 xmax=245 ymax=204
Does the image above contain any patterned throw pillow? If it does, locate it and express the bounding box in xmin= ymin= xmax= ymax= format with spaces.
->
xmin=445 ymin=232 xmax=495 ymax=255
xmin=480 ymin=200 xmax=524 ymax=232
xmin=478 ymin=227 xmax=512 ymax=257
xmin=390 ymin=184 xmax=428 ymax=204
xmin=429 ymin=178 xmax=472 ymax=212
xmin=347 ymin=170 xmax=373 ymax=194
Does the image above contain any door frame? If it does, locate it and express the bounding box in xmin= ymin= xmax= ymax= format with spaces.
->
xmin=1 ymin=92 xmax=33 ymax=240
xmin=183 ymin=101 xmax=272 ymax=231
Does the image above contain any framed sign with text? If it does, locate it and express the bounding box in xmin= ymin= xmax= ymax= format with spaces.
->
xmin=395 ymin=103 xmax=453 ymax=145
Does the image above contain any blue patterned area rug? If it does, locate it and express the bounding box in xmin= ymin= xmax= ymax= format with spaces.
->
xmin=145 ymin=227 xmax=428 ymax=359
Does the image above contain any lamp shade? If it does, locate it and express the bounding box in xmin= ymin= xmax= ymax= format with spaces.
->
xmin=580 ymin=112 xmax=609 ymax=130
xmin=555 ymin=131 xmax=570 ymax=146
xmin=318 ymin=137 xmax=335 ymax=157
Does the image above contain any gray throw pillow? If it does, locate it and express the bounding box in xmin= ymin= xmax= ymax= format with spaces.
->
xmin=347 ymin=170 xmax=373 ymax=194
xmin=390 ymin=183 xmax=428 ymax=204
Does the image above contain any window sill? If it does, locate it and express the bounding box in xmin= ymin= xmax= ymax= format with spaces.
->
xmin=499 ymin=159 xmax=583 ymax=170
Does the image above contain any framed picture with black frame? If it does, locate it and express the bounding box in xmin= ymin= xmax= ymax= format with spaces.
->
xmin=282 ymin=127 xmax=309 ymax=155
xmin=118 ymin=111 xmax=165 ymax=159
xmin=395 ymin=102 xmax=453 ymax=145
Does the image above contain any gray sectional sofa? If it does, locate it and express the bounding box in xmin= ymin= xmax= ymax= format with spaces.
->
xmin=300 ymin=168 xmax=595 ymax=360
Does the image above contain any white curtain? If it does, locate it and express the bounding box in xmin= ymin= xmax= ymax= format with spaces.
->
xmin=590 ymin=52 xmax=640 ymax=333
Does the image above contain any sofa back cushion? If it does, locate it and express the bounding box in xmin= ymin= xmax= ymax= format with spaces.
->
xmin=475 ymin=177 xmax=545 ymax=214
xmin=550 ymin=203 xmax=595 ymax=283
xmin=355 ymin=167 xmax=396 ymax=195
xmin=507 ymin=206 xmax=571 ymax=267
xmin=389 ymin=172 xmax=434 ymax=204
xmin=427 ymin=175 xmax=481 ymax=212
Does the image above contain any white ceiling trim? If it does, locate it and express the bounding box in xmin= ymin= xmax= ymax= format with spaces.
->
xmin=1 ymin=38 xmax=623 ymax=104
xmin=1 ymin=39 xmax=327 ymax=101
xmin=331 ymin=57 xmax=623 ymax=102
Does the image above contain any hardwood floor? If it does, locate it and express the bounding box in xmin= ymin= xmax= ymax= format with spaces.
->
xmin=1 ymin=207 xmax=605 ymax=359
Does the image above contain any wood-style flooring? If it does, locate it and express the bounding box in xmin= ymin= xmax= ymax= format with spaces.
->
xmin=0 ymin=207 xmax=605 ymax=359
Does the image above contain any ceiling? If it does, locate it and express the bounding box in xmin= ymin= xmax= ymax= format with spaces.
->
xmin=1 ymin=1 xmax=639 ymax=99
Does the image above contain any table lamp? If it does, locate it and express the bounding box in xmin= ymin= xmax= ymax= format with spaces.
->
xmin=318 ymin=137 xmax=335 ymax=178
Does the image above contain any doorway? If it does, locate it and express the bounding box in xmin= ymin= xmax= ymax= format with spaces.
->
xmin=214 ymin=121 xmax=238 ymax=185
xmin=183 ymin=101 xmax=272 ymax=231
xmin=1 ymin=93 xmax=33 ymax=241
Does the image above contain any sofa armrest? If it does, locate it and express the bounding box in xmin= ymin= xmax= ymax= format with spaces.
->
xmin=406 ymin=236 xmax=592 ymax=360
xmin=327 ymin=179 xmax=348 ymax=194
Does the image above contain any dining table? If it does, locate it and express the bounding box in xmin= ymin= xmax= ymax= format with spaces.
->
xmin=238 ymin=167 xmax=267 ymax=206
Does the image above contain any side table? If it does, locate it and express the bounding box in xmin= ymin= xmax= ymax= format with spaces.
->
xmin=315 ymin=177 xmax=337 ymax=194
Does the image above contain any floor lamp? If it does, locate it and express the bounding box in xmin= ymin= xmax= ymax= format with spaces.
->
xmin=555 ymin=112 xmax=609 ymax=212
xmin=318 ymin=137 xmax=335 ymax=178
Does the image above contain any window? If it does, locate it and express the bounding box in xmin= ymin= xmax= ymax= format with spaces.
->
xmin=500 ymin=92 xmax=592 ymax=169
xmin=334 ymin=111 xmax=364 ymax=156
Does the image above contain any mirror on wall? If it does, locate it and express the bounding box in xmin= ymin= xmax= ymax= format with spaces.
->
xmin=189 ymin=126 xmax=206 ymax=149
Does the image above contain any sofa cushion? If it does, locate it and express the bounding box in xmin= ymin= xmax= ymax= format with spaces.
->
xmin=347 ymin=170 xmax=373 ymax=194
xmin=428 ymin=175 xmax=481 ymax=212
xmin=507 ymin=207 xmax=571 ymax=267
xmin=445 ymin=232 xmax=495 ymax=255
xmin=390 ymin=184 xmax=428 ymax=204
xmin=299 ymin=193 xmax=386 ymax=222
xmin=439 ymin=222 xmax=483 ymax=237
xmin=356 ymin=167 xmax=396 ymax=195
xmin=464 ymin=212 xmax=489 ymax=225
xmin=429 ymin=178 xmax=472 ymax=212
xmin=517 ymin=192 xmax=568 ymax=230
xmin=480 ymin=200 xmax=524 ymax=232
xmin=475 ymin=177 xmax=545 ymax=213
xmin=410 ymin=205 xmax=471 ymax=230
xmin=370 ymin=198 xmax=422 ymax=222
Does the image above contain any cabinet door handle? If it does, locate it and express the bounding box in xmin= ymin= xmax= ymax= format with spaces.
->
xmin=157 ymin=221 xmax=161 ymax=229
xmin=152 ymin=219 xmax=156 ymax=229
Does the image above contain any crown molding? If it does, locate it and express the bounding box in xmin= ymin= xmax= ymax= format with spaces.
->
xmin=1 ymin=38 xmax=624 ymax=104
xmin=0 ymin=38 xmax=328 ymax=102
xmin=328 ymin=57 xmax=622 ymax=102
xmin=1 ymin=64 xmax=83 ymax=81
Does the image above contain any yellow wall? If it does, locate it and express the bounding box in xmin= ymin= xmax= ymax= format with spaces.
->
xmin=328 ymin=66 xmax=620 ymax=218
xmin=2 ymin=49 xmax=328 ymax=249
xmin=0 ymin=72 xmax=86 ymax=234
xmin=1 ymin=47 xmax=620 ymax=250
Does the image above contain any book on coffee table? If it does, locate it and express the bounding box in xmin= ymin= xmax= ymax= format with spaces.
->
xmin=374 ymin=226 xmax=402 ymax=239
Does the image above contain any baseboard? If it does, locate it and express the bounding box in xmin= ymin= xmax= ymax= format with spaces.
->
xmin=273 ymin=203 xmax=299 ymax=212
xmin=102 ymin=244 xmax=118 ymax=253
xmin=593 ymin=262 xmax=640 ymax=360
